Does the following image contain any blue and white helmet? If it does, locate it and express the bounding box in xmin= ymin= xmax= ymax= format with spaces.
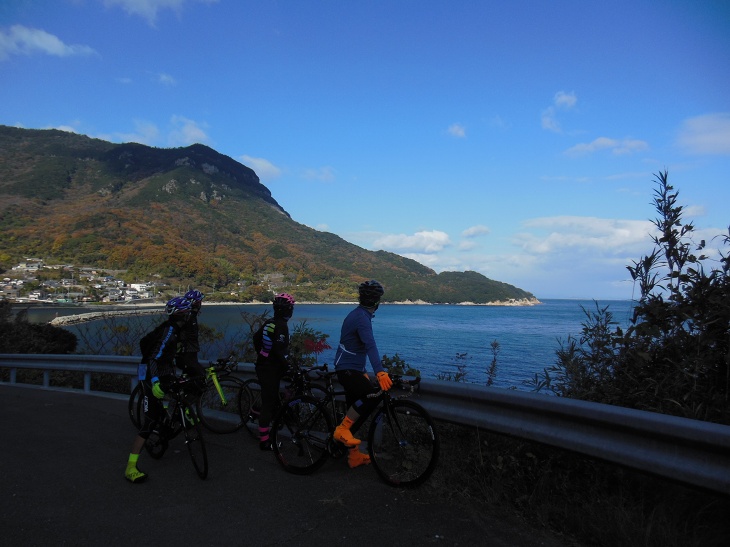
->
xmin=166 ymin=296 xmax=193 ymax=316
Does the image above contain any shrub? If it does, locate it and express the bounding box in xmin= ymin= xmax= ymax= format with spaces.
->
xmin=532 ymin=171 xmax=730 ymax=424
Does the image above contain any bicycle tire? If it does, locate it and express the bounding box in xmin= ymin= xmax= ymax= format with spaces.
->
xmin=239 ymin=378 xmax=262 ymax=438
xmin=197 ymin=376 xmax=245 ymax=434
xmin=271 ymin=395 xmax=333 ymax=475
xmin=183 ymin=407 xmax=208 ymax=479
xmin=367 ymin=399 xmax=439 ymax=487
xmin=128 ymin=383 xmax=144 ymax=429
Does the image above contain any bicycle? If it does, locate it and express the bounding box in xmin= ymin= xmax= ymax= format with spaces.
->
xmin=129 ymin=355 xmax=248 ymax=435
xmin=144 ymin=377 xmax=208 ymax=480
xmin=239 ymin=362 xmax=331 ymax=439
xmin=270 ymin=372 xmax=439 ymax=487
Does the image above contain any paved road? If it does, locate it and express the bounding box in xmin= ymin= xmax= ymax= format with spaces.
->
xmin=1 ymin=385 xmax=576 ymax=547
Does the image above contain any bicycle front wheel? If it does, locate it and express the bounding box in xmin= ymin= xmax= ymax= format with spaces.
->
xmin=239 ymin=378 xmax=262 ymax=438
xmin=198 ymin=377 xmax=245 ymax=434
xmin=368 ymin=399 xmax=439 ymax=487
xmin=272 ymin=396 xmax=332 ymax=475
xmin=183 ymin=407 xmax=208 ymax=479
xmin=128 ymin=383 xmax=144 ymax=429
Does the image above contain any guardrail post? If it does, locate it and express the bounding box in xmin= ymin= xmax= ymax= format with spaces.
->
xmin=43 ymin=370 xmax=50 ymax=388
xmin=10 ymin=368 xmax=16 ymax=384
xmin=84 ymin=373 xmax=91 ymax=393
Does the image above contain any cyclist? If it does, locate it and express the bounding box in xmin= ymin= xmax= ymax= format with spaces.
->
xmin=332 ymin=280 xmax=392 ymax=468
xmin=124 ymin=296 xmax=193 ymax=483
xmin=253 ymin=293 xmax=295 ymax=450
xmin=177 ymin=289 xmax=206 ymax=393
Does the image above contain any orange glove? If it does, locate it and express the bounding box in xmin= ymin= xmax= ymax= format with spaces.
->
xmin=377 ymin=371 xmax=392 ymax=391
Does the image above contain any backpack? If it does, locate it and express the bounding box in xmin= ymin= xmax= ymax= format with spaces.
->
xmin=139 ymin=322 xmax=168 ymax=362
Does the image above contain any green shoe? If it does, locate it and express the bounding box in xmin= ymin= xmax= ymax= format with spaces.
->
xmin=125 ymin=467 xmax=147 ymax=483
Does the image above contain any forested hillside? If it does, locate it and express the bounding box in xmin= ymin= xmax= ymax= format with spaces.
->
xmin=0 ymin=125 xmax=536 ymax=303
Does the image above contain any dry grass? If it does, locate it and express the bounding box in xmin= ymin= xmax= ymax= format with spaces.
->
xmin=425 ymin=420 xmax=730 ymax=547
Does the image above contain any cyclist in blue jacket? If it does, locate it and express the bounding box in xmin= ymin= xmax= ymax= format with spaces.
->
xmin=124 ymin=296 xmax=193 ymax=483
xmin=333 ymin=280 xmax=392 ymax=468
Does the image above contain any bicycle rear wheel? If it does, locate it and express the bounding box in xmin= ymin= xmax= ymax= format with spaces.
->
xmin=183 ymin=406 xmax=208 ymax=479
xmin=197 ymin=377 xmax=245 ymax=434
xmin=272 ymin=395 xmax=332 ymax=475
xmin=368 ymin=399 xmax=439 ymax=487
xmin=239 ymin=378 xmax=262 ymax=438
xmin=128 ymin=383 xmax=144 ymax=429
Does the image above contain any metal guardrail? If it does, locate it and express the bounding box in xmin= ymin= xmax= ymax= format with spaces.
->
xmin=1 ymin=353 xmax=729 ymax=495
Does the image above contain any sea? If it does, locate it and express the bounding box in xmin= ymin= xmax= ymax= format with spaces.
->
xmin=19 ymin=299 xmax=636 ymax=391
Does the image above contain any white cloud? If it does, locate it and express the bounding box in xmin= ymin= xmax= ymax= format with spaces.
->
xmin=302 ymin=166 xmax=336 ymax=182
xmin=373 ymin=230 xmax=451 ymax=253
xmin=554 ymin=91 xmax=577 ymax=109
xmin=676 ymin=113 xmax=730 ymax=155
xmin=98 ymin=120 xmax=161 ymax=145
xmin=541 ymin=90 xmax=577 ymax=133
xmin=241 ymin=155 xmax=281 ymax=181
xmin=168 ymin=115 xmax=209 ymax=146
xmin=0 ymin=25 xmax=96 ymax=61
xmin=514 ymin=216 xmax=656 ymax=254
xmin=565 ymin=137 xmax=648 ymax=156
xmin=157 ymin=72 xmax=177 ymax=85
xmin=104 ymin=0 xmax=218 ymax=26
xmin=448 ymin=123 xmax=466 ymax=138
xmin=462 ymin=225 xmax=490 ymax=238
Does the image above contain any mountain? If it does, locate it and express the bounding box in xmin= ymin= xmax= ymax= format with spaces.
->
xmin=0 ymin=125 xmax=536 ymax=303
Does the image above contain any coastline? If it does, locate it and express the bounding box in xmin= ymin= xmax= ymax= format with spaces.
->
xmin=46 ymin=297 xmax=542 ymax=326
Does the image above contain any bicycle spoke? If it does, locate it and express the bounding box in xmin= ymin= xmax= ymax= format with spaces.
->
xmin=239 ymin=379 xmax=262 ymax=438
xmin=272 ymin=396 xmax=332 ymax=475
xmin=198 ymin=377 xmax=245 ymax=434
xmin=368 ymin=400 xmax=439 ymax=487
xmin=184 ymin=413 xmax=208 ymax=480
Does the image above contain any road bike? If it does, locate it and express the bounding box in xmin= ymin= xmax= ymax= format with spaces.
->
xmin=129 ymin=355 xmax=248 ymax=435
xmin=144 ymin=378 xmax=208 ymax=480
xmin=271 ymin=372 xmax=439 ymax=487
xmin=239 ymin=362 xmax=331 ymax=439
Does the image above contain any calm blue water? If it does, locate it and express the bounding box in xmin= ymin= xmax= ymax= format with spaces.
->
xmin=22 ymin=299 xmax=635 ymax=390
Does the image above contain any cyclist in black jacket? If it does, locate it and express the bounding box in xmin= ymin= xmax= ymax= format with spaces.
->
xmin=177 ymin=289 xmax=206 ymax=393
xmin=124 ymin=296 xmax=193 ymax=483
xmin=253 ymin=293 xmax=295 ymax=450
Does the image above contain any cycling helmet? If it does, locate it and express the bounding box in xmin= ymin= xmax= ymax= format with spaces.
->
xmin=358 ymin=280 xmax=384 ymax=307
xmin=184 ymin=289 xmax=204 ymax=302
xmin=273 ymin=293 xmax=295 ymax=317
xmin=184 ymin=289 xmax=204 ymax=310
xmin=166 ymin=296 xmax=194 ymax=316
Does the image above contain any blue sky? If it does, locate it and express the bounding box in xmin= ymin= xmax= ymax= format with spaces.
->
xmin=2 ymin=1 xmax=729 ymax=300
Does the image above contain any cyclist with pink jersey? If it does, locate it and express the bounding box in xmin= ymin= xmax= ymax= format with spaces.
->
xmin=253 ymin=293 xmax=295 ymax=450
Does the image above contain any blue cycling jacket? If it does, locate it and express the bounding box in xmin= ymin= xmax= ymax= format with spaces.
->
xmin=333 ymin=305 xmax=384 ymax=375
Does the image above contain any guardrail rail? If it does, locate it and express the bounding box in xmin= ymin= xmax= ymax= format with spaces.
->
xmin=1 ymin=353 xmax=728 ymax=495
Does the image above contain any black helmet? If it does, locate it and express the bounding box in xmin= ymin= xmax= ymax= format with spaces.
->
xmin=273 ymin=293 xmax=295 ymax=317
xmin=358 ymin=280 xmax=384 ymax=307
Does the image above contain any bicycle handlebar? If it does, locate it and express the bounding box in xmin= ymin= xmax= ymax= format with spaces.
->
xmin=212 ymin=354 xmax=238 ymax=372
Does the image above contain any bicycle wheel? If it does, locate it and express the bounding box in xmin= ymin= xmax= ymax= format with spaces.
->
xmin=272 ymin=395 xmax=332 ymax=475
xmin=183 ymin=406 xmax=208 ymax=479
xmin=197 ymin=376 xmax=245 ymax=434
xmin=239 ymin=378 xmax=262 ymax=438
xmin=367 ymin=399 xmax=439 ymax=487
xmin=128 ymin=383 xmax=144 ymax=429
